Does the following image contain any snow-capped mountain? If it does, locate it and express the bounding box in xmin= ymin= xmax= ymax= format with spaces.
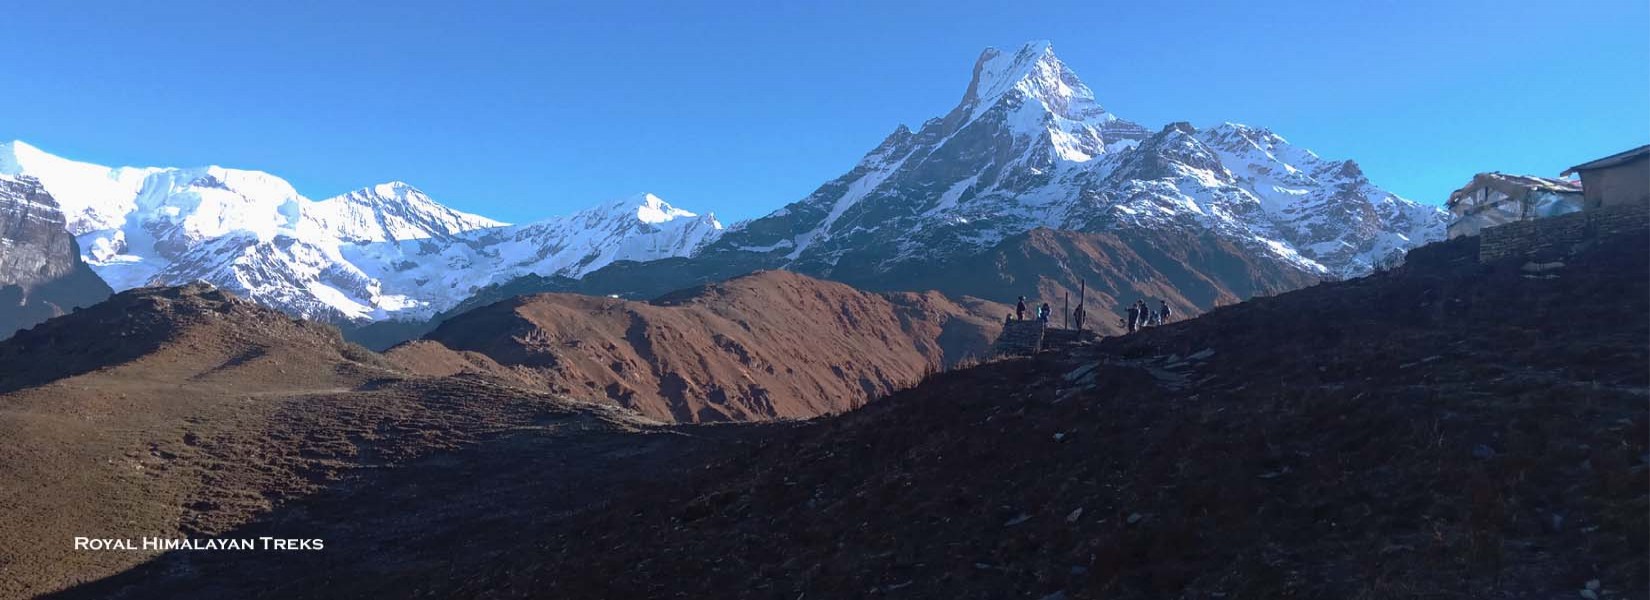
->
xmin=341 ymin=193 xmax=722 ymax=316
xmin=0 ymin=40 xmax=1444 ymax=330
xmin=0 ymin=140 xmax=719 ymax=322
xmin=704 ymin=41 xmax=1446 ymax=279
xmin=300 ymin=181 xmax=504 ymax=243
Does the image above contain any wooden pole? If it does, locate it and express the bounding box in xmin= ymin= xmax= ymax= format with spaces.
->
xmin=1078 ymin=280 xmax=1086 ymax=332
xmin=1064 ymin=292 xmax=1069 ymax=329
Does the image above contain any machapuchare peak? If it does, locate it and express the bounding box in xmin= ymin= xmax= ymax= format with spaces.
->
xmin=961 ymin=40 xmax=1115 ymax=123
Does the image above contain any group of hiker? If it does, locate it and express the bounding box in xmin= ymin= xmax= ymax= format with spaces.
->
xmin=1124 ymin=299 xmax=1171 ymax=333
xmin=1011 ymin=296 xmax=1053 ymax=325
xmin=1008 ymin=293 xmax=1171 ymax=334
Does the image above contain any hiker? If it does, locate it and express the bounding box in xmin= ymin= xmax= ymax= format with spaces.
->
xmin=1159 ymin=300 xmax=1172 ymax=324
xmin=1005 ymin=312 xmax=1014 ymax=325
xmin=1016 ymin=296 xmax=1027 ymax=321
xmin=1072 ymin=304 xmax=1085 ymax=330
xmin=1134 ymin=300 xmax=1148 ymax=330
xmin=1125 ymin=303 xmax=1138 ymax=333
xmin=1038 ymin=302 xmax=1051 ymax=324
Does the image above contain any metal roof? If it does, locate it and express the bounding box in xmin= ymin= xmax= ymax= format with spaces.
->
xmin=1561 ymin=144 xmax=1650 ymax=177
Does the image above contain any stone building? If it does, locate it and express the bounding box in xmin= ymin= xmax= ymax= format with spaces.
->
xmin=1561 ymin=144 xmax=1650 ymax=210
xmin=1445 ymin=172 xmax=1583 ymax=239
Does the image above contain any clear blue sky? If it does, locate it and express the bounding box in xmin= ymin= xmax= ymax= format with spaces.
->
xmin=5 ymin=0 xmax=1645 ymax=223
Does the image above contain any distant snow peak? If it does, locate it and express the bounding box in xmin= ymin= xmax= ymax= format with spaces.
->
xmin=627 ymin=193 xmax=700 ymax=225
xmin=309 ymin=181 xmax=504 ymax=244
xmin=964 ymin=40 xmax=1110 ymax=123
xmin=965 ymin=41 xmax=1054 ymax=106
xmin=1 ymin=41 xmax=1448 ymax=324
xmin=0 ymin=143 xmax=724 ymax=323
xmin=704 ymin=40 xmax=1447 ymax=284
xmin=373 ymin=180 xmax=418 ymax=196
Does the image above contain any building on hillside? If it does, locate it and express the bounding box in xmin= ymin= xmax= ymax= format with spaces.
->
xmin=1445 ymin=172 xmax=1584 ymax=239
xmin=1561 ymin=144 xmax=1650 ymax=210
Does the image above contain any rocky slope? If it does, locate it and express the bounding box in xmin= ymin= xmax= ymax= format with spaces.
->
xmin=0 ymin=174 xmax=111 ymax=338
xmin=388 ymin=270 xmax=1008 ymax=422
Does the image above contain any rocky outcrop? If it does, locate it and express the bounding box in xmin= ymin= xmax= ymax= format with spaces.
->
xmin=0 ymin=174 xmax=111 ymax=339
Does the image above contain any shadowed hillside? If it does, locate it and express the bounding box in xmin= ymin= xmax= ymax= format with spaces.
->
xmin=482 ymin=230 xmax=1650 ymax=599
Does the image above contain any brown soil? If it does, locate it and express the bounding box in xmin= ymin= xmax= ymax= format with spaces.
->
xmin=387 ymin=270 xmax=1010 ymax=423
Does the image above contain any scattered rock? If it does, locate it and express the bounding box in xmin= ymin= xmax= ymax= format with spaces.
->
xmin=1065 ymin=508 xmax=1083 ymax=523
xmin=1063 ymin=364 xmax=1097 ymax=382
xmin=1472 ymin=444 xmax=1496 ymax=460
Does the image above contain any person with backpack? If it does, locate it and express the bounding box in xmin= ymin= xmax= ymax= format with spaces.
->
xmin=1125 ymin=302 xmax=1138 ymax=333
xmin=1038 ymin=302 xmax=1051 ymax=325
xmin=1016 ymin=296 xmax=1027 ymax=321
xmin=1135 ymin=300 xmax=1149 ymax=330
xmin=1159 ymin=300 xmax=1172 ymax=324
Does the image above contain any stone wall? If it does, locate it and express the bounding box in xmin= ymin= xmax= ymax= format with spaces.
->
xmin=1478 ymin=202 xmax=1650 ymax=262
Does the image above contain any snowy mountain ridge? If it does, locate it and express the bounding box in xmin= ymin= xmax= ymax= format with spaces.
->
xmin=0 ymin=140 xmax=720 ymax=321
xmin=0 ymin=41 xmax=1446 ymax=326
xmin=700 ymin=41 xmax=1447 ymax=282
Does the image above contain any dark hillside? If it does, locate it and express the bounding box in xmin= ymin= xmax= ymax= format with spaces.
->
xmin=489 ymin=229 xmax=1648 ymax=598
